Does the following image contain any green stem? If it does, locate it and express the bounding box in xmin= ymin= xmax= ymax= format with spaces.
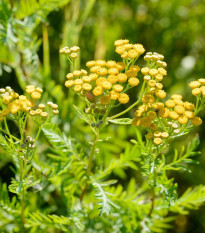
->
xmin=0 ymin=128 xmax=20 ymax=141
xmin=148 ymin=156 xmax=156 ymax=217
xmin=107 ymin=81 xmax=146 ymax=120
xmin=42 ymin=23 xmax=51 ymax=78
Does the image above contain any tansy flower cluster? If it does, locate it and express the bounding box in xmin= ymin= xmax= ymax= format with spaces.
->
xmin=62 ymin=41 xmax=145 ymax=116
xmin=146 ymin=131 xmax=169 ymax=146
xmin=59 ymin=46 xmax=80 ymax=59
xmin=189 ymin=79 xmax=205 ymax=97
xmin=0 ymin=86 xmax=59 ymax=122
xmin=114 ymin=39 xmax=145 ymax=60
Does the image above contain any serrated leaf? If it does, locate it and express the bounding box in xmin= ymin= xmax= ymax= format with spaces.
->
xmin=73 ymin=105 xmax=92 ymax=124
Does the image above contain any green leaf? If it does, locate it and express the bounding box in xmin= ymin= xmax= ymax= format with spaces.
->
xmin=108 ymin=118 xmax=132 ymax=125
xmin=73 ymin=105 xmax=92 ymax=124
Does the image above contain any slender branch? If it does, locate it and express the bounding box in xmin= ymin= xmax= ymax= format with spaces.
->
xmin=107 ymin=81 xmax=146 ymax=120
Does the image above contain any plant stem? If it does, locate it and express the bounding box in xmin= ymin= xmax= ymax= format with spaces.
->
xmin=148 ymin=156 xmax=156 ymax=217
xmin=80 ymin=128 xmax=99 ymax=202
xmin=107 ymin=81 xmax=146 ymax=120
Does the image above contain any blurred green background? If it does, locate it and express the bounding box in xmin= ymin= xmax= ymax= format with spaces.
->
xmin=0 ymin=0 xmax=205 ymax=232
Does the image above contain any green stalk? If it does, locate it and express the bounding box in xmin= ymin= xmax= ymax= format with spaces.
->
xmin=107 ymin=81 xmax=146 ymax=120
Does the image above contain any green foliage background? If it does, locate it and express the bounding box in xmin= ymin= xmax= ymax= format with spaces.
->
xmin=0 ymin=0 xmax=205 ymax=232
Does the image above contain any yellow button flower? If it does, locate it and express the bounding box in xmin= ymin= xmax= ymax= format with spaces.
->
xmin=107 ymin=75 xmax=118 ymax=84
xmin=93 ymin=86 xmax=103 ymax=96
xmin=192 ymin=117 xmax=202 ymax=126
xmin=128 ymin=77 xmax=140 ymax=86
xmin=117 ymin=73 xmax=127 ymax=82
xmin=31 ymin=92 xmax=41 ymax=100
xmin=118 ymin=93 xmax=129 ymax=104
xmin=189 ymin=81 xmax=201 ymax=89
xmin=154 ymin=137 xmax=162 ymax=145
xmin=113 ymin=84 xmax=124 ymax=92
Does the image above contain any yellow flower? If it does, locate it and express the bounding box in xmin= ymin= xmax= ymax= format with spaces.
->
xmin=107 ymin=75 xmax=118 ymax=84
xmin=106 ymin=60 xmax=116 ymax=68
xmin=90 ymin=65 xmax=101 ymax=73
xmin=86 ymin=60 xmax=96 ymax=68
xmin=82 ymin=76 xmax=92 ymax=83
xmin=158 ymin=68 xmax=167 ymax=76
xmin=82 ymin=83 xmax=92 ymax=91
xmin=121 ymin=51 xmax=128 ymax=59
xmin=155 ymin=74 xmax=163 ymax=81
xmin=154 ymin=131 xmax=161 ymax=137
xmin=192 ymin=88 xmax=201 ymax=96
xmin=70 ymin=53 xmax=77 ymax=59
xmin=115 ymin=46 xmax=126 ymax=54
xmin=74 ymin=85 xmax=82 ymax=92
xmin=128 ymin=77 xmax=140 ymax=86
xmin=100 ymin=96 xmax=110 ymax=105
xmin=97 ymin=67 xmax=108 ymax=76
xmin=40 ymin=112 xmax=48 ymax=118
xmin=141 ymin=116 xmax=152 ymax=127
xmin=113 ymin=84 xmax=124 ymax=92
xmin=155 ymin=90 xmax=166 ymax=99
xmin=96 ymin=77 xmax=107 ymax=86
xmin=65 ymin=80 xmax=74 ymax=88
xmin=36 ymin=87 xmax=43 ymax=93
xmin=154 ymin=137 xmax=162 ymax=145
xmin=169 ymin=111 xmax=179 ymax=120
xmin=128 ymin=49 xmax=138 ymax=59
xmin=2 ymin=109 xmax=10 ymax=116
xmin=29 ymin=110 xmax=36 ymax=116
xmin=178 ymin=116 xmax=188 ymax=125
xmin=96 ymin=60 xmax=106 ymax=67
xmin=149 ymin=69 xmax=158 ymax=76
xmin=156 ymin=83 xmax=163 ymax=89
xmin=114 ymin=39 xmax=129 ymax=47
xmin=148 ymin=80 xmax=156 ymax=87
xmin=184 ymin=101 xmax=195 ymax=111
xmin=8 ymin=102 xmax=19 ymax=114
xmin=161 ymin=132 xmax=169 ymax=138
xmin=70 ymin=46 xmax=80 ymax=52
xmin=171 ymin=94 xmax=182 ymax=100
xmin=198 ymin=78 xmax=205 ymax=85
xmin=38 ymin=104 xmax=46 ymax=109
xmin=118 ymin=93 xmax=129 ymax=104
xmin=184 ymin=111 xmax=195 ymax=119
xmin=141 ymin=67 xmax=149 ymax=75
xmin=144 ymin=75 xmax=151 ymax=81
xmin=66 ymin=73 xmax=74 ymax=79
xmin=192 ymin=117 xmax=202 ymax=126
xmin=158 ymin=108 xmax=169 ymax=118
xmin=74 ymin=79 xmax=83 ymax=85
xmin=93 ymin=86 xmax=103 ymax=96
xmin=189 ymin=81 xmax=201 ymax=89
xmin=108 ymin=68 xmax=119 ymax=75
xmin=73 ymin=70 xmax=82 ymax=77
xmin=35 ymin=109 xmax=43 ymax=115
xmin=102 ymin=81 xmax=112 ymax=90
xmin=147 ymin=111 xmax=157 ymax=119
xmin=174 ymin=99 xmax=184 ymax=105
xmin=117 ymin=73 xmax=127 ymax=82
xmin=133 ymin=44 xmax=145 ymax=54
xmin=81 ymin=69 xmax=88 ymax=75
xmin=165 ymin=99 xmax=175 ymax=108
xmin=26 ymin=86 xmax=35 ymax=94
xmin=2 ymin=95 xmax=12 ymax=105
xmin=135 ymin=110 xmax=143 ymax=117
xmin=89 ymin=73 xmax=98 ymax=81
xmin=150 ymin=123 xmax=157 ymax=130
xmin=31 ymin=92 xmax=41 ymax=100
xmin=153 ymin=102 xmax=164 ymax=110
xmin=174 ymin=105 xmax=185 ymax=114
xmin=109 ymin=91 xmax=119 ymax=100
xmin=142 ymin=94 xmax=155 ymax=103
xmin=132 ymin=117 xmax=141 ymax=127
xmin=115 ymin=62 xmax=125 ymax=71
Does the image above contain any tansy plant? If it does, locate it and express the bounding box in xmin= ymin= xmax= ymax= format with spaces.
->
xmin=1 ymin=39 xmax=205 ymax=233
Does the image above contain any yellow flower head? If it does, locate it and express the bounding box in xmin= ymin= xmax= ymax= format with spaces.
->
xmin=31 ymin=92 xmax=41 ymax=100
xmin=102 ymin=81 xmax=112 ymax=90
xmin=82 ymin=76 xmax=92 ymax=83
xmin=114 ymin=39 xmax=129 ymax=47
xmin=106 ymin=60 xmax=116 ymax=68
xmin=178 ymin=116 xmax=188 ymax=125
xmin=128 ymin=77 xmax=140 ymax=86
xmin=90 ymin=65 xmax=101 ymax=73
xmin=107 ymin=75 xmax=118 ymax=84
xmin=86 ymin=60 xmax=96 ymax=68
xmin=169 ymin=111 xmax=179 ymax=120
xmin=184 ymin=101 xmax=195 ymax=111
xmin=155 ymin=90 xmax=166 ymax=99
xmin=133 ymin=44 xmax=145 ymax=54
xmin=171 ymin=94 xmax=182 ymax=100
xmin=142 ymin=94 xmax=155 ymax=103
xmin=89 ymin=73 xmax=98 ymax=81
xmin=40 ymin=112 xmax=48 ymax=118
xmin=74 ymin=79 xmax=83 ymax=85
xmin=153 ymin=137 xmax=162 ymax=145
xmin=147 ymin=111 xmax=157 ymax=119
xmin=141 ymin=116 xmax=152 ymax=127
xmin=155 ymin=74 xmax=163 ymax=81
xmin=141 ymin=67 xmax=149 ymax=75
xmin=118 ymin=93 xmax=129 ymax=104
xmin=117 ymin=73 xmax=127 ymax=82
xmin=109 ymin=91 xmax=119 ymax=100
xmin=184 ymin=111 xmax=195 ymax=119
xmin=189 ymin=81 xmax=201 ymax=89
xmin=165 ymin=99 xmax=175 ymax=108
xmin=161 ymin=132 xmax=169 ymax=138
xmin=115 ymin=62 xmax=125 ymax=71
xmin=174 ymin=105 xmax=185 ymax=115
xmin=149 ymin=69 xmax=158 ymax=77
xmin=192 ymin=117 xmax=202 ymax=126
xmin=73 ymin=70 xmax=82 ymax=77
xmin=82 ymin=83 xmax=92 ymax=91
xmin=93 ymin=86 xmax=103 ymax=96
xmin=108 ymin=68 xmax=119 ymax=75
xmin=115 ymin=46 xmax=126 ymax=54
xmin=74 ymin=85 xmax=82 ymax=92
xmin=154 ymin=131 xmax=161 ymax=137
xmin=132 ymin=117 xmax=141 ymax=127
xmin=148 ymin=80 xmax=156 ymax=87
xmin=158 ymin=68 xmax=167 ymax=76
xmin=113 ymin=84 xmax=124 ymax=92
xmin=66 ymin=73 xmax=74 ymax=79
xmin=65 ymin=80 xmax=74 ymax=88
xmin=96 ymin=60 xmax=106 ymax=67
xmin=96 ymin=77 xmax=107 ymax=86
xmin=158 ymin=108 xmax=169 ymax=118
xmin=198 ymin=78 xmax=205 ymax=85
xmin=192 ymin=88 xmax=201 ymax=96
xmin=128 ymin=49 xmax=138 ymax=59
xmin=100 ymin=96 xmax=110 ymax=105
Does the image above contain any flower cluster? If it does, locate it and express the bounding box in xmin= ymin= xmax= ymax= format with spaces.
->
xmin=59 ymin=46 xmax=80 ymax=59
xmin=114 ymin=39 xmax=145 ymax=60
xmin=189 ymin=79 xmax=205 ymax=97
xmin=0 ymin=86 xmax=58 ymax=122
xmin=62 ymin=40 xmax=146 ymax=116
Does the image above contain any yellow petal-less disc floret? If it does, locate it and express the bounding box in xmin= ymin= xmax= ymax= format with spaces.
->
xmin=192 ymin=117 xmax=202 ymax=126
xmin=153 ymin=137 xmax=162 ymax=145
xmin=117 ymin=73 xmax=127 ymax=82
xmin=169 ymin=111 xmax=179 ymax=120
xmin=141 ymin=67 xmax=149 ymax=75
xmin=74 ymin=85 xmax=82 ymax=92
xmin=192 ymin=88 xmax=201 ymax=96
xmin=109 ymin=91 xmax=119 ymax=100
xmin=113 ymin=84 xmax=124 ymax=92
xmin=198 ymin=79 xmax=205 ymax=85
xmin=165 ymin=99 xmax=175 ymax=108
xmin=189 ymin=81 xmax=201 ymax=89
xmin=155 ymin=90 xmax=166 ymax=99
xmin=108 ymin=68 xmax=119 ymax=75
xmin=65 ymin=80 xmax=74 ymax=88
xmin=102 ymin=81 xmax=112 ymax=90
xmin=93 ymin=86 xmax=103 ymax=96
xmin=107 ymin=75 xmax=118 ymax=84
xmin=161 ymin=132 xmax=169 ymax=138
xmin=118 ymin=93 xmax=129 ymax=104
xmin=82 ymin=76 xmax=92 ymax=83
xmin=178 ymin=116 xmax=188 ymax=125
xmin=149 ymin=69 xmax=158 ymax=76
xmin=174 ymin=105 xmax=185 ymax=115
xmin=82 ymin=83 xmax=92 ymax=91
xmin=31 ymin=92 xmax=41 ymax=100
xmin=128 ymin=77 xmax=140 ymax=86
xmin=158 ymin=68 xmax=167 ymax=76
